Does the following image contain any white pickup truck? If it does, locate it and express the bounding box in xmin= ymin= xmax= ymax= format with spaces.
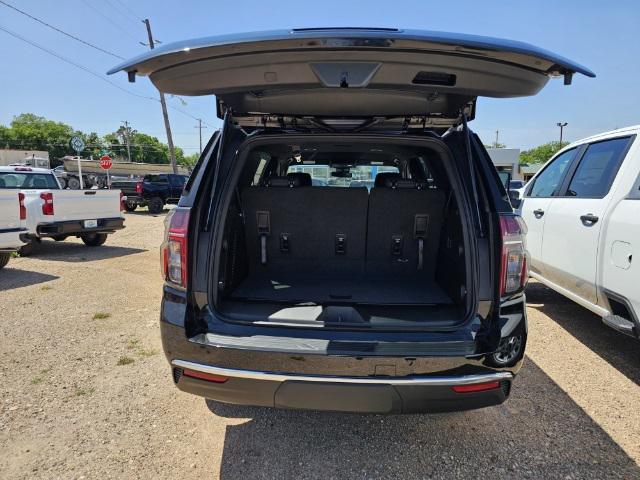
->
xmin=0 ymin=166 xmax=125 ymax=254
xmin=0 ymin=190 xmax=28 ymax=269
xmin=519 ymin=126 xmax=639 ymax=338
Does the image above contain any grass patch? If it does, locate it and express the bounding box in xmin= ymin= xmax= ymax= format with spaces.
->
xmin=117 ymin=356 xmax=135 ymax=366
xmin=92 ymin=312 xmax=111 ymax=320
xmin=136 ymin=348 xmax=159 ymax=358
xmin=10 ymin=251 xmax=20 ymax=258
xmin=40 ymin=285 xmax=53 ymax=291
xmin=75 ymin=387 xmax=95 ymax=396
xmin=126 ymin=339 xmax=141 ymax=350
xmin=30 ymin=368 xmax=51 ymax=385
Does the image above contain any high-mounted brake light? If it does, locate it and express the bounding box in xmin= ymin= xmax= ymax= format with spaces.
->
xmin=40 ymin=192 xmax=54 ymax=216
xmin=14 ymin=167 xmax=32 ymax=172
xmin=18 ymin=193 xmax=26 ymax=220
xmin=499 ymin=215 xmax=528 ymax=296
xmin=161 ymin=207 xmax=190 ymax=288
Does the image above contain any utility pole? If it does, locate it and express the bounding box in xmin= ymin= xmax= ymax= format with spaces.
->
xmin=194 ymin=118 xmax=207 ymax=155
xmin=557 ymin=122 xmax=568 ymax=144
xmin=494 ymin=130 xmax=499 ymax=148
xmin=120 ymin=120 xmax=132 ymax=162
xmin=144 ymin=18 xmax=177 ymax=174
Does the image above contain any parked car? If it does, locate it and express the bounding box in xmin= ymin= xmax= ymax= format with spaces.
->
xmin=112 ymin=174 xmax=188 ymax=213
xmin=0 ymin=190 xmax=28 ymax=269
xmin=519 ymin=126 xmax=639 ymax=337
xmin=110 ymin=28 xmax=593 ymax=413
xmin=0 ymin=166 xmax=125 ymax=254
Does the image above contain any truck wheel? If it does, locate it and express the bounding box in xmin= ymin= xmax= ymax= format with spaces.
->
xmin=58 ymin=178 xmax=67 ymax=189
xmin=18 ymin=241 xmax=35 ymax=256
xmin=148 ymin=197 xmax=164 ymax=214
xmin=124 ymin=201 xmax=137 ymax=212
xmin=81 ymin=233 xmax=108 ymax=247
xmin=67 ymin=177 xmax=81 ymax=190
xmin=0 ymin=252 xmax=10 ymax=270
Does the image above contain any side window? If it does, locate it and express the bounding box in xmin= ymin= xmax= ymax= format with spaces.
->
xmin=528 ymin=148 xmax=576 ymax=198
xmin=565 ymin=137 xmax=631 ymax=198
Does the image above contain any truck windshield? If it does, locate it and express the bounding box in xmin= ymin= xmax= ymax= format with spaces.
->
xmin=0 ymin=172 xmax=60 ymax=189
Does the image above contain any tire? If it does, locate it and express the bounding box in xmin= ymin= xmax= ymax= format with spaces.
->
xmin=81 ymin=233 xmax=108 ymax=247
xmin=0 ymin=252 xmax=10 ymax=270
xmin=18 ymin=241 xmax=35 ymax=256
xmin=148 ymin=197 xmax=164 ymax=214
xmin=58 ymin=178 xmax=67 ymax=189
xmin=67 ymin=177 xmax=81 ymax=190
xmin=124 ymin=201 xmax=137 ymax=212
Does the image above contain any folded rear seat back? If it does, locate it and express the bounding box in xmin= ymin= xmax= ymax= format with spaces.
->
xmin=367 ymin=177 xmax=446 ymax=277
xmin=241 ymin=174 xmax=368 ymax=275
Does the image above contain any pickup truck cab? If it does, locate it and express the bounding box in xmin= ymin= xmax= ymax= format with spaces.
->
xmin=111 ymin=28 xmax=593 ymax=413
xmin=0 ymin=166 xmax=125 ymax=253
xmin=0 ymin=190 xmax=27 ymax=269
xmin=519 ymin=126 xmax=639 ymax=338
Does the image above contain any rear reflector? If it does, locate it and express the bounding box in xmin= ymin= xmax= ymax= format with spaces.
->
xmin=451 ymin=381 xmax=500 ymax=393
xmin=182 ymin=368 xmax=228 ymax=383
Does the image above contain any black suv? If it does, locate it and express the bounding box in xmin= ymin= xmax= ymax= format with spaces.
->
xmin=110 ymin=28 xmax=593 ymax=413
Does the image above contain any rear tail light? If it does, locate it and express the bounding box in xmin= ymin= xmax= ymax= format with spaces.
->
xmin=119 ymin=191 xmax=125 ymax=212
xmin=161 ymin=207 xmax=190 ymax=288
xmin=182 ymin=368 xmax=228 ymax=383
xmin=452 ymin=381 xmax=500 ymax=393
xmin=40 ymin=192 xmax=54 ymax=216
xmin=499 ymin=214 xmax=528 ymax=296
xmin=135 ymin=181 xmax=143 ymax=194
xmin=18 ymin=193 xmax=26 ymax=220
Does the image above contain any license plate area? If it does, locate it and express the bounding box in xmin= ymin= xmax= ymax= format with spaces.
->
xmin=84 ymin=219 xmax=98 ymax=228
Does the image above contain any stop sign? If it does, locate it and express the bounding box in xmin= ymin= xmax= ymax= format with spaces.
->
xmin=100 ymin=155 xmax=112 ymax=170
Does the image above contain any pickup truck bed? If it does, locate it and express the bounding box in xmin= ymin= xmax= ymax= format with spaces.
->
xmin=0 ymin=190 xmax=27 ymax=269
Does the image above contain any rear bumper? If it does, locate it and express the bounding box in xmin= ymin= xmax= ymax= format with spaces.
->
xmin=0 ymin=228 xmax=28 ymax=251
xmin=171 ymin=360 xmax=513 ymax=413
xmin=36 ymin=217 xmax=125 ymax=236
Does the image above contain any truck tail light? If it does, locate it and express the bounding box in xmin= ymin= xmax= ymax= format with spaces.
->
xmin=40 ymin=192 xmax=54 ymax=216
xmin=18 ymin=193 xmax=26 ymax=220
xmin=161 ymin=207 xmax=190 ymax=288
xmin=499 ymin=214 xmax=528 ymax=296
xmin=135 ymin=181 xmax=143 ymax=194
xmin=120 ymin=191 xmax=125 ymax=212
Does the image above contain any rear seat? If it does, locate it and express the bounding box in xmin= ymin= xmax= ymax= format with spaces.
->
xmin=241 ymin=173 xmax=368 ymax=275
xmin=366 ymin=174 xmax=446 ymax=276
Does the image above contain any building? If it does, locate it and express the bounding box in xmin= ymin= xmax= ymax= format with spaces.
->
xmin=485 ymin=148 xmax=522 ymax=180
xmin=0 ymin=149 xmax=50 ymax=168
xmin=520 ymin=163 xmax=544 ymax=181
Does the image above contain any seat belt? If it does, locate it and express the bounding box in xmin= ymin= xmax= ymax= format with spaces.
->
xmin=256 ymin=211 xmax=270 ymax=265
xmin=414 ymin=214 xmax=429 ymax=270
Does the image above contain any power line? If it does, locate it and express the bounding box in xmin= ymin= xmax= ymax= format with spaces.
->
xmin=81 ymin=0 xmax=143 ymax=44
xmin=112 ymin=0 xmax=143 ymax=22
xmin=0 ymin=0 xmax=124 ymax=59
xmin=103 ymin=0 xmax=141 ymax=29
xmin=0 ymin=24 xmax=211 ymax=126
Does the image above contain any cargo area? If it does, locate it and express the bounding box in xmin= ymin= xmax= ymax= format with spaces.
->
xmin=213 ymin=137 xmax=473 ymax=328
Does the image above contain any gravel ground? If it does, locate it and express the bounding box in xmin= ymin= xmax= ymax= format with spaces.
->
xmin=1 ymin=211 xmax=639 ymax=479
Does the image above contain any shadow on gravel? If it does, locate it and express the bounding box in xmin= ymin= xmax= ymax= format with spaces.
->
xmin=23 ymin=241 xmax=146 ymax=262
xmin=526 ymin=281 xmax=640 ymax=386
xmin=0 ymin=268 xmax=59 ymax=291
xmin=206 ymin=360 xmax=639 ymax=479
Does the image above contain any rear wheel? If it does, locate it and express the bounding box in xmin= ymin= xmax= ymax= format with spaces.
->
xmin=124 ymin=200 xmax=137 ymax=212
xmin=148 ymin=197 xmax=164 ymax=214
xmin=58 ymin=178 xmax=67 ymax=189
xmin=0 ymin=252 xmax=10 ymax=270
xmin=81 ymin=233 xmax=108 ymax=247
xmin=67 ymin=177 xmax=81 ymax=190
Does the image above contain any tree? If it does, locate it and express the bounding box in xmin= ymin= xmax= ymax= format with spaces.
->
xmin=519 ymin=141 xmax=570 ymax=165
xmin=5 ymin=113 xmax=77 ymax=159
xmin=179 ymin=153 xmax=200 ymax=169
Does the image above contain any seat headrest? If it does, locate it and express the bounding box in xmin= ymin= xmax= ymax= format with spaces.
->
xmin=286 ymin=172 xmax=312 ymax=187
xmin=374 ymin=172 xmax=400 ymax=187
xmin=266 ymin=172 xmax=312 ymax=188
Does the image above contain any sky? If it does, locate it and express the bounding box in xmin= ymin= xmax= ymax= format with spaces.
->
xmin=1 ymin=0 xmax=639 ymax=153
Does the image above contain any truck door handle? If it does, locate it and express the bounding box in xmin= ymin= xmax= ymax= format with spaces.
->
xmin=580 ymin=213 xmax=599 ymax=225
xmin=533 ymin=209 xmax=545 ymax=218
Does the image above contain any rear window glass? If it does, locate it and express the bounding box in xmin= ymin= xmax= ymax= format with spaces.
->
xmin=565 ymin=137 xmax=631 ymax=198
xmin=0 ymin=172 xmax=59 ymax=189
xmin=144 ymin=175 xmax=168 ymax=183
xmin=287 ymin=165 xmax=398 ymax=188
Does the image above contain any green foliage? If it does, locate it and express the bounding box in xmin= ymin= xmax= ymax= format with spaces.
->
xmin=179 ymin=153 xmax=200 ymax=169
xmin=1 ymin=113 xmax=185 ymax=165
xmin=520 ymin=141 xmax=570 ymax=166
